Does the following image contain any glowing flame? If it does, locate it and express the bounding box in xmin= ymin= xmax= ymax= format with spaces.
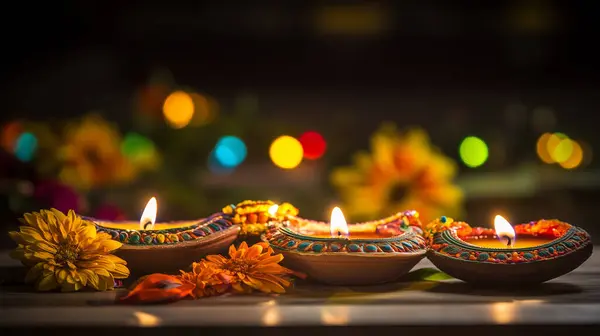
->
xmin=140 ymin=197 xmax=158 ymax=230
xmin=268 ymin=204 xmax=279 ymax=217
xmin=330 ymin=207 xmax=349 ymax=238
xmin=494 ymin=215 xmax=515 ymax=247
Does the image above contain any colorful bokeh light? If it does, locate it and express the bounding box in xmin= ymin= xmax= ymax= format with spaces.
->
xmin=14 ymin=132 xmax=38 ymax=162
xmin=551 ymin=137 xmax=574 ymax=163
xmin=121 ymin=132 xmax=158 ymax=167
xmin=2 ymin=121 xmax=23 ymax=152
xmin=213 ymin=136 xmax=247 ymax=168
xmin=208 ymin=150 xmax=235 ymax=175
xmin=536 ymin=132 xmax=588 ymax=169
xmin=163 ymin=91 xmax=195 ymax=129
xmin=459 ymin=136 xmax=488 ymax=168
xmin=536 ymin=133 xmax=554 ymax=164
xmin=559 ymin=140 xmax=583 ymax=169
xmin=299 ymin=131 xmax=327 ymax=160
xmin=269 ymin=135 xmax=304 ymax=169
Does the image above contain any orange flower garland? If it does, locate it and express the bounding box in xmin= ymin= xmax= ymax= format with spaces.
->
xmin=120 ymin=242 xmax=303 ymax=304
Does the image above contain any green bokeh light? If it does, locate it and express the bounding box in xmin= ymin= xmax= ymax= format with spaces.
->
xmin=121 ymin=132 xmax=155 ymax=161
xmin=459 ymin=136 xmax=489 ymax=168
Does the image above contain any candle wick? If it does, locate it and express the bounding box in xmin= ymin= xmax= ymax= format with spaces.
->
xmin=143 ymin=220 xmax=153 ymax=230
xmin=501 ymin=235 xmax=513 ymax=247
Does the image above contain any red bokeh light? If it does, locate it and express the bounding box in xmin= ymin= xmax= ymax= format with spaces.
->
xmin=299 ymin=131 xmax=327 ymax=160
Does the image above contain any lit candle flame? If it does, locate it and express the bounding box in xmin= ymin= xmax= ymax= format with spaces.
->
xmin=494 ymin=215 xmax=515 ymax=247
xmin=330 ymin=207 xmax=349 ymax=238
xmin=140 ymin=197 xmax=158 ymax=230
xmin=268 ymin=204 xmax=279 ymax=217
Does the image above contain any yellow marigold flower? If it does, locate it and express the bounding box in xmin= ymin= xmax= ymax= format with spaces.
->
xmin=204 ymin=242 xmax=297 ymax=294
xmin=8 ymin=209 xmax=129 ymax=292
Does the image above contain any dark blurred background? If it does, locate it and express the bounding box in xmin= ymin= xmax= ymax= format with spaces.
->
xmin=1 ymin=0 xmax=599 ymax=248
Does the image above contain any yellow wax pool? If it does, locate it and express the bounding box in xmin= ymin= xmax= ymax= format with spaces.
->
xmin=95 ymin=220 xmax=199 ymax=231
xmin=303 ymin=231 xmax=395 ymax=239
xmin=464 ymin=236 xmax=554 ymax=249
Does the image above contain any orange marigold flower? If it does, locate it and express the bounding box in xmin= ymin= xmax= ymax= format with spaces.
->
xmin=179 ymin=261 xmax=230 ymax=298
xmin=204 ymin=242 xmax=298 ymax=294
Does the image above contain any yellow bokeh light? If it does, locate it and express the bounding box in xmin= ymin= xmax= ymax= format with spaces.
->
xmin=269 ymin=136 xmax=304 ymax=169
xmin=536 ymin=133 xmax=554 ymax=164
xmin=551 ymin=137 xmax=574 ymax=163
xmin=559 ymin=140 xmax=583 ymax=170
xmin=545 ymin=132 xmax=567 ymax=157
xmin=163 ymin=91 xmax=194 ymax=129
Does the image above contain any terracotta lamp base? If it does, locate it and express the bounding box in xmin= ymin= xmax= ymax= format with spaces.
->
xmin=424 ymin=217 xmax=593 ymax=286
xmin=267 ymin=210 xmax=427 ymax=285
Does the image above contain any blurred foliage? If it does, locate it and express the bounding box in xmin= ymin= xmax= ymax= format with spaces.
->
xmin=0 ymin=74 xmax=464 ymax=226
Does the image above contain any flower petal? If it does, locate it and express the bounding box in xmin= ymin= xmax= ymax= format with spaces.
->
xmin=29 ymin=241 xmax=57 ymax=254
xmin=205 ymin=255 xmax=227 ymax=265
xmin=258 ymin=278 xmax=286 ymax=293
xmin=77 ymin=224 xmax=97 ymax=240
xmin=111 ymin=263 xmax=130 ymax=279
xmin=228 ymin=244 xmax=237 ymax=258
xmin=98 ymin=239 xmax=122 ymax=252
xmin=245 ymin=245 xmax=263 ymax=259
xmin=256 ymin=254 xmax=284 ymax=266
xmin=50 ymin=208 xmax=67 ymax=223
xmin=24 ymin=263 xmax=45 ymax=283
xmin=18 ymin=226 xmax=45 ymax=243
xmin=36 ymin=272 xmax=59 ymax=291
xmin=23 ymin=213 xmax=39 ymax=228
xmin=8 ymin=231 xmax=27 ymax=245
xmin=56 ymin=269 xmax=68 ymax=284
xmin=81 ymin=270 xmax=100 ymax=290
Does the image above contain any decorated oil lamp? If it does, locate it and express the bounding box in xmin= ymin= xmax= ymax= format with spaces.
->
xmin=266 ymin=207 xmax=427 ymax=285
xmin=425 ymin=215 xmax=593 ymax=285
xmin=88 ymin=199 xmax=296 ymax=274
xmin=88 ymin=197 xmax=240 ymax=274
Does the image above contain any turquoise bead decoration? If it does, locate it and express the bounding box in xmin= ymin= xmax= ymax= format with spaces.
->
xmin=129 ymin=234 xmax=140 ymax=244
xmin=348 ymin=244 xmax=361 ymax=252
xmin=365 ymin=245 xmax=378 ymax=252
xmin=297 ymin=242 xmax=311 ymax=251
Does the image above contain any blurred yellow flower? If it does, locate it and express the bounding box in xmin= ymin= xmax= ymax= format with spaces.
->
xmin=59 ymin=114 xmax=136 ymax=190
xmin=331 ymin=124 xmax=463 ymax=223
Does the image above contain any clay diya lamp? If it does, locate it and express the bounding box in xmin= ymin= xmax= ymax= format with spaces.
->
xmin=88 ymin=197 xmax=240 ymax=275
xmin=267 ymin=207 xmax=427 ymax=285
xmin=426 ymin=215 xmax=593 ymax=286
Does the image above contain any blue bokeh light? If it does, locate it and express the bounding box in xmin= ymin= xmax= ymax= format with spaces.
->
xmin=213 ymin=136 xmax=247 ymax=168
xmin=14 ymin=132 xmax=38 ymax=162
xmin=208 ymin=150 xmax=235 ymax=175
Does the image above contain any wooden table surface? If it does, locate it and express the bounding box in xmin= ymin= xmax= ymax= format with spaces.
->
xmin=1 ymin=247 xmax=599 ymax=331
